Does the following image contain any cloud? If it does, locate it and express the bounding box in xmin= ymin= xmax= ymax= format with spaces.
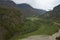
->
xmin=12 ymin=0 xmax=60 ymax=10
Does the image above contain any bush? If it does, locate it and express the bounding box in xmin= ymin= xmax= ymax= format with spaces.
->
xmin=56 ymin=36 xmax=60 ymax=40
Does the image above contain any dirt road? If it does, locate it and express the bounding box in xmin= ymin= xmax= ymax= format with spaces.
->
xmin=21 ymin=35 xmax=51 ymax=40
xmin=19 ymin=29 xmax=60 ymax=40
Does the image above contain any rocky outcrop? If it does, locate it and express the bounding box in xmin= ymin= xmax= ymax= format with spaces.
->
xmin=0 ymin=0 xmax=16 ymax=7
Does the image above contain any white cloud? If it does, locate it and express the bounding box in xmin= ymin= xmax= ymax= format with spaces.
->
xmin=12 ymin=0 xmax=60 ymax=11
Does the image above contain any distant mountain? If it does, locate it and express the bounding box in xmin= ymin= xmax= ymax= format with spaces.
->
xmin=53 ymin=5 xmax=60 ymax=11
xmin=0 ymin=0 xmax=46 ymax=17
xmin=17 ymin=3 xmax=46 ymax=17
xmin=0 ymin=0 xmax=16 ymax=7
xmin=41 ymin=4 xmax=60 ymax=18
xmin=17 ymin=3 xmax=33 ymax=9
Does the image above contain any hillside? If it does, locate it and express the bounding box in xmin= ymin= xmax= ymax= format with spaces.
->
xmin=17 ymin=3 xmax=46 ymax=17
xmin=0 ymin=0 xmax=16 ymax=7
xmin=0 ymin=0 xmax=60 ymax=40
xmin=9 ymin=4 xmax=60 ymax=40
xmin=0 ymin=1 xmax=47 ymax=40
xmin=10 ymin=17 xmax=60 ymax=40
xmin=41 ymin=4 xmax=60 ymax=18
xmin=0 ymin=5 xmax=23 ymax=40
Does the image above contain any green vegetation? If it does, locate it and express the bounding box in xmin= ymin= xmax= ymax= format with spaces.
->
xmin=0 ymin=5 xmax=22 ymax=40
xmin=10 ymin=4 xmax=60 ymax=40
xmin=10 ymin=17 xmax=60 ymax=40
xmin=0 ymin=4 xmax=60 ymax=40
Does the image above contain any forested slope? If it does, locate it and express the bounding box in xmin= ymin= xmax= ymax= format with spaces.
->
xmin=0 ymin=5 xmax=23 ymax=40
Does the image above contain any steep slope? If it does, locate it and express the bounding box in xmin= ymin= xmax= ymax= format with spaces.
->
xmin=17 ymin=3 xmax=46 ymax=17
xmin=41 ymin=4 xmax=60 ymax=18
xmin=0 ymin=0 xmax=16 ymax=7
xmin=0 ymin=5 xmax=23 ymax=40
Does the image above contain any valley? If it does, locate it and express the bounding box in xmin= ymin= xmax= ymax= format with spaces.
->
xmin=10 ymin=17 xmax=60 ymax=40
xmin=0 ymin=0 xmax=60 ymax=40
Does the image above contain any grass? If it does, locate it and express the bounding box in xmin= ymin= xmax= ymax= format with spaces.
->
xmin=10 ymin=17 xmax=60 ymax=40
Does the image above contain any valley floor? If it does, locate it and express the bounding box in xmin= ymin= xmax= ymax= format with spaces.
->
xmin=10 ymin=18 xmax=60 ymax=40
xmin=19 ymin=29 xmax=60 ymax=40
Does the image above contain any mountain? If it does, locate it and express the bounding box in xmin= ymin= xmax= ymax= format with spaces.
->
xmin=0 ymin=0 xmax=24 ymax=40
xmin=41 ymin=4 xmax=60 ymax=18
xmin=0 ymin=5 xmax=23 ymax=40
xmin=17 ymin=3 xmax=46 ymax=17
xmin=53 ymin=5 xmax=60 ymax=11
xmin=0 ymin=0 xmax=16 ymax=7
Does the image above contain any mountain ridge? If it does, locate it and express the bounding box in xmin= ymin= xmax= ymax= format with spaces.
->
xmin=0 ymin=0 xmax=16 ymax=7
xmin=41 ymin=4 xmax=60 ymax=18
xmin=17 ymin=3 xmax=46 ymax=17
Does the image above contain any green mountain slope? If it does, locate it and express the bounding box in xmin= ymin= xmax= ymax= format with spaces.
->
xmin=10 ymin=4 xmax=60 ymax=40
xmin=0 ymin=1 xmax=60 ymax=40
xmin=0 ymin=5 xmax=23 ymax=40
xmin=10 ymin=17 xmax=60 ymax=40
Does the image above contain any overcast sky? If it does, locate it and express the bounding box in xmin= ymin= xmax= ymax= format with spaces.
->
xmin=12 ymin=0 xmax=60 ymax=11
